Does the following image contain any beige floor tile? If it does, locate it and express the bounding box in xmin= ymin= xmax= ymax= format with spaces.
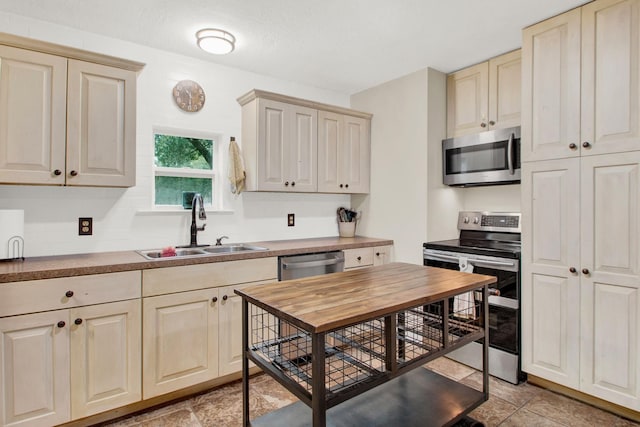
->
xmin=468 ymin=395 xmax=518 ymax=427
xmin=499 ymin=408 xmax=566 ymax=427
xmin=460 ymin=371 xmax=542 ymax=408
xmin=615 ymin=416 xmax=640 ymax=427
xmin=423 ymin=356 xmax=476 ymax=381
xmin=140 ymin=408 xmax=201 ymax=427
xmin=524 ymin=390 xmax=622 ymax=427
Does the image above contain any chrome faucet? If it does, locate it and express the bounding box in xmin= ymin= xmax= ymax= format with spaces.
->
xmin=187 ymin=193 xmax=206 ymax=247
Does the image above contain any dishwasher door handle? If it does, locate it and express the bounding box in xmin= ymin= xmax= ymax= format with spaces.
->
xmin=281 ymin=258 xmax=342 ymax=270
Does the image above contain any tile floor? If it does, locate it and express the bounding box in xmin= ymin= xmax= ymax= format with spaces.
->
xmin=104 ymin=358 xmax=640 ymax=427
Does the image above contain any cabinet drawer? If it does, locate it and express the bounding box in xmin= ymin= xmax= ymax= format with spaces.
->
xmin=344 ymin=248 xmax=374 ymax=269
xmin=142 ymin=257 xmax=278 ymax=297
xmin=0 ymin=271 xmax=141 ymax=317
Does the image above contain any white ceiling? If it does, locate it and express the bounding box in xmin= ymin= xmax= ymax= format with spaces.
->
xmin=0 ymin=0 xmax=587 ymax=94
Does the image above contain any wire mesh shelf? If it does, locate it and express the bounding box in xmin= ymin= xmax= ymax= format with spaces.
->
xmin=248 ymin=288 xmax=484 ymax=400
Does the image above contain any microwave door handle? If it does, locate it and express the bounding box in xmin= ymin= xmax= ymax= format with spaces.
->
xmin=507 ymin=132 xmax=515 ymax=175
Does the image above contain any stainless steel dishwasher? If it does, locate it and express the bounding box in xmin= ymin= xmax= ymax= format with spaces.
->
xmin=278 ymin=251 xmax=345 ymax=281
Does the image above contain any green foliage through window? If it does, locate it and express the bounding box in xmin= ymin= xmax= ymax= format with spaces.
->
xmin=153 ymin=132 xmax=216 ymax=207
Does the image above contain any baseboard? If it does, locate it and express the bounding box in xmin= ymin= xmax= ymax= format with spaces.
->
xmin=527 ymin=374 xmax=640 ymax=423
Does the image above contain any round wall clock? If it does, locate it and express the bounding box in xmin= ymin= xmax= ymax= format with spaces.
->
xmin=172 ymin=80 xmax=206 ymax=112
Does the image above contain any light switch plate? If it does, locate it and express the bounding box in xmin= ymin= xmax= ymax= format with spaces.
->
xmin=287 ymin=213 xmax=295 ymax=227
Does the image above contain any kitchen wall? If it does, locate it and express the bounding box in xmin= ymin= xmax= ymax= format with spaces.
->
xmin=0 ymin=12 xmax=351 ymax=257
xmin=351 ymin=68 xmax=521 ymax=265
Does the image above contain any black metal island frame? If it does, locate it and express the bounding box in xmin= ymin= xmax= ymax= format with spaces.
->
xmin=235 ymin=262 xmax=495 ymax=427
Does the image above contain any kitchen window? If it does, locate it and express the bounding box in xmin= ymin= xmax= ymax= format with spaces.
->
xmin=153 ymin=128 xmax=221 ymax=209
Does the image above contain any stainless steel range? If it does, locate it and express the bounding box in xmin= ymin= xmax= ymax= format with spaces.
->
xmin=423 ymin=211 xmax=524 ymax=384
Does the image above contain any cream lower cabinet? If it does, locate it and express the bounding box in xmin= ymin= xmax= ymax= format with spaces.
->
xmin=142 ymin=288 xmax=219 ymax=398
xmin=70 ymin=299 xmax=141 ymax=419
xmin=522 ymin=152 xmax=640 ymax=410
xmin=142 ymin=257 xmax=277 ymax=398
xmin=0 ymin=271 xmax=141 ymax=426
xmin=372 ymin=245 xmax=393 ymax=266
xmin=0 ymin=311 xmax=70 ymax=427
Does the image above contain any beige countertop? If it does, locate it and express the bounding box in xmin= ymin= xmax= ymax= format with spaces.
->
xmin=0 ymin=236 xmax=393 ymax=283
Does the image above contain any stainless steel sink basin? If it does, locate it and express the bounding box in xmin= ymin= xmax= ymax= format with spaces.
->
xmin=203 ymin=244 xmax=269 ymax=254
xmin=137 ymin=244 xmax=268 ymax=260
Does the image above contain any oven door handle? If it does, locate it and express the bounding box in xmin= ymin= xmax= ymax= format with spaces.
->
xmin=424 ymin=252 xmax=516 ymax=268
xmin=507 ymin=132 xmax=515 ymax=175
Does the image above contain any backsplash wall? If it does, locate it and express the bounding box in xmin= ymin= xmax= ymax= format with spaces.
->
xmin=0 ymin=13 xmax=351 ymax=257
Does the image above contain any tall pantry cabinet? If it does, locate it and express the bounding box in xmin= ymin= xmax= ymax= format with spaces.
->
xmin=521 ymin=0 xmax=640 ymax=411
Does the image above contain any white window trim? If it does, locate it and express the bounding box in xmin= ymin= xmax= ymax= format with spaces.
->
xmin=152 ymin=126 xmax=224 ymax=212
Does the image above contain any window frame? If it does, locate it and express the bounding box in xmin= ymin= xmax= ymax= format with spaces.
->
xmin=152 ymin=126 xmax=223 ymax=211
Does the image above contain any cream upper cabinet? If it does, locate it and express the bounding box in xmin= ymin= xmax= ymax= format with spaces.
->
xmin=0 ymin=311 xmax=71 ymax=427
xmin=317 ymin=111 xmax=371 ymax=194
xmin=238 ymin=89 xmax=372 ymax=194
xmin=241 ymin=96 xmax=318 ymax=192
xmin=0 ymin=45 xmax=68 ymax=185
xmin=66 ymin=60 xmax=137 ymax=187
xmin=523 ymin=0 xmax=640 ymax=162
xmin=581 ymin=0 xmax=640 ymax=157
xmin=0 ymin=35 xmax=142 ymax=187
xmin=447 ymin=50 xmax=521 ymax=137
xmin=522 ymin=9 xmax=581 ymax=162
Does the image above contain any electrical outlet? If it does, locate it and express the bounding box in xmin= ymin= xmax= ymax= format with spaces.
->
xmin=287 ymin=213 xmax=295 ymax=227
xmin=79 ymin=217 xmax=93 ymax=235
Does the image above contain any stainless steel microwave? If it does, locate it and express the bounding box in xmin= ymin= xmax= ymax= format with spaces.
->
xmin=442 ymin=126 xmax=521 ymax=187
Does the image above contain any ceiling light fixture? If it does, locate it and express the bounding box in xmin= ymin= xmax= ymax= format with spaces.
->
xmin=196 ymin=28 xmax=236 ymax=55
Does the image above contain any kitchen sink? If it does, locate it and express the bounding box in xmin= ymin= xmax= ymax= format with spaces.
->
xmin=203 ymin=244 xmax=268 ymax=254
xmin=137 ymin=244 xmax=269 ymax=260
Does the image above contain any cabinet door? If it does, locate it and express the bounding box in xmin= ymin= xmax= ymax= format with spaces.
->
xmin=0 ymin=311 xmax=70 ymax=427
xmin=582 ymin=0 xmax=640 ymax=157
xmin=318 ymin=112 xmax=370 ymax=193
xmin=256 ymin=99 xmax=317 ymax=192
xmin=373 ymin=245 xmax=392 ymax=266
xmin=446 ymin=62 xmax=489 ymax=137
xmin=70 ymin=299 xmax=141 ymax=418
xmin=341 ymin=115 xmax=370 ymax=193
xmin=67 ymin=60 xmax=136 ymax=187
xmin=288 ymin=105 xmax=317 ymax=192
xmin=521 ymin=159 xmax=581 ymax=388
xmin=318 ymin=110 xmax=342 ymax=192
xmin=580 ymin=152 xmax=640 ymax=409
xmin=488 ymin=50 xmax=521 ymax=130
xmin=256 ymin=99 xmax=288 ymax=191
xmin=142 ymin=289 xmax=219 ymax=398
xmin=0 ymin=46 xmax=67 ymax=185
xmin=218 ymin=280 xmax=276 ymax=376
xmin=522 ymin=9 xmax=581 ymax=162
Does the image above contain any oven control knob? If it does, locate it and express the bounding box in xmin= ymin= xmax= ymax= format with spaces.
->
xmin=473 ymin=217 xmax=480 ymax=224
xmin=463 ymin=217 xmax=469 ymax=224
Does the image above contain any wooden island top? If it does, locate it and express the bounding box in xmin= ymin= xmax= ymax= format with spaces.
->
xmin=236 ymin=262 xmax=496 ymax=333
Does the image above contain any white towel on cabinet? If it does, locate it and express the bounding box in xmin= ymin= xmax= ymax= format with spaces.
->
xmin=454 ymin=257 xmax=476 ymax=319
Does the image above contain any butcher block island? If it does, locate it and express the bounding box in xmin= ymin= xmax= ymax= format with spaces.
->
xmin=236 ymin=262 xmax=496 ymax=427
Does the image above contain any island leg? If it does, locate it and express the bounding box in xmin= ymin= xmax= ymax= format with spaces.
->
xmin=482 ymin=286 xmax=489 ymax=399
xmin=242 ymin=299 xmax=250 ymax=426
xmin=311 ymin=331 xmax=327 ymax=427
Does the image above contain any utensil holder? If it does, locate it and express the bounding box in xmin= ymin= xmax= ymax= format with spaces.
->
xmin=338 ymin=221 xmax=356 ymax=237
